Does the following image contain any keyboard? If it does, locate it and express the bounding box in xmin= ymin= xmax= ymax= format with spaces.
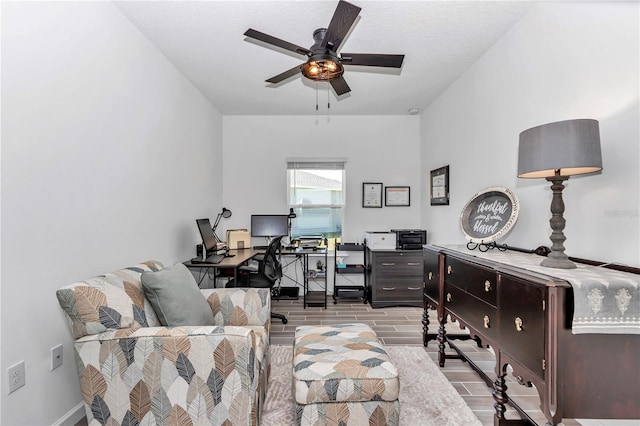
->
xmin=191 ymin=254 xmax=225 ymax=264
xmin=205 ymin=254 xmax=225 ymax=264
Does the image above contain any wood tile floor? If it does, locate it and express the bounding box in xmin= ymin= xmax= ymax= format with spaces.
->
xmin=270 ymin=296 xmax=637 ymax=426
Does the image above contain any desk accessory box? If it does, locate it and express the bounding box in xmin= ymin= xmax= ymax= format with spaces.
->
xmin=226 ymin=229 xmax=250 ymax=249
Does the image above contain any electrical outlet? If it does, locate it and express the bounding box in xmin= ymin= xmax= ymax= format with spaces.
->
xmin=7 ymin=361 xmax=25 ymax=394
xmin=51 ymin=344 xmax=63 ymax=370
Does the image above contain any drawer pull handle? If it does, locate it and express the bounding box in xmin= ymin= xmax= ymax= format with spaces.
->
xmin=407 ymin=262 xmax=421 ymax=266
xmin=447 ymin=265 xmax=452 ymax=274
xmin=382 ymin=262 xmax=396 ymax=266
xmin=515 ymin=317 xmax=523 ymax=332
xmin=428 ymin=272 xmax=433 ymax=280
xmin=484 ymin=280 xmax=491 ymax=292
xmin=408 ymin=287 xmax=421 ymax=291
xmin=446 ymin=293 xmax=452 ymax=302
xmin=382 ymin=287 xmax=396 ymax=291
xmin=483 ymin=315 xmax=490 ymax=328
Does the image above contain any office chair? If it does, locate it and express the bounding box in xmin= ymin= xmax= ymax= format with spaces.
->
xmin=228 ymin=235 xmax=288 ymax=324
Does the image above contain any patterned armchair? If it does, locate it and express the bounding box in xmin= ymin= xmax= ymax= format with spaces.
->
xmin=56 ymin=261 xmax=271 ymax=426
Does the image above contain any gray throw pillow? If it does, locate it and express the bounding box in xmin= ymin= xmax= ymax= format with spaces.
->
xmin=141 ymin=263 xmax=215 ymax=326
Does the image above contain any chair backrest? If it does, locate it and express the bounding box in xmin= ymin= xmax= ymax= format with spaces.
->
xmin=259 ymin=235 xmax=284 ymax=284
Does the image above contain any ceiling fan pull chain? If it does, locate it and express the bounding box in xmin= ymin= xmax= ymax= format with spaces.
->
xmin=327 ymin=84 xmax=330 ymax=110
xmin=315 ymin=82 xmax=319 ymax=111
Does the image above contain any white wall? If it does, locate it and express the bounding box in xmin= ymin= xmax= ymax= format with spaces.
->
xmin=421 ymin=1 xmax=639 ymax=266
xmin=222 ymin=115 xmax=422 ymax=243
xmin=1 ymin=2 xmax=223 ymax=425
xmin=223 ymin=115 xmax=422 ymax=293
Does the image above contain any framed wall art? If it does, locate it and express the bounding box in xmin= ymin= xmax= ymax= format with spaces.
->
xmin=430 ymin=165 xmax=449 ymax=206
xmin=362 ymin=182 xmax=383 ymax=208
xmin=385 ymin=186 xmax=410 ymax=207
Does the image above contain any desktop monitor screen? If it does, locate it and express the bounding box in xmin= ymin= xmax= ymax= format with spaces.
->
xmin=196 ymin=218 xmax=217 ymax=252
xmin=251 ymin=214 xmax=288 ymax=238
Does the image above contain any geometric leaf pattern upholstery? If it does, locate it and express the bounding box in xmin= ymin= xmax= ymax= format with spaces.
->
xmin=293 ymin=323 xmax=400 ymax=426
xmin=56 ymin=261 xmax=271 ymax=426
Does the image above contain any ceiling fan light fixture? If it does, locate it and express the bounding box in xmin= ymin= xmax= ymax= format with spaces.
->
xmin=244 ymin=0 xmax=404 ymax=95
xmin=302 ymin=55 xmax=343 ymax=81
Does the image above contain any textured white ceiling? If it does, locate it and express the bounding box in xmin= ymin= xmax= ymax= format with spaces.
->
xmin=114 ymin=1 xmax=535 ymax=115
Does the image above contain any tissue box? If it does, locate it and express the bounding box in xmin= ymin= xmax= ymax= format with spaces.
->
xmin=227 ymin=229 xmax=251 ymax=250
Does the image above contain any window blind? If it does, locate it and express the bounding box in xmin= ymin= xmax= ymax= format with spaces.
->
xmin=287 ymin=159 xmax=345 ymax=239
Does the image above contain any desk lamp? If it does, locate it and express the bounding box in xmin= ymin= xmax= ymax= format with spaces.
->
xmin=518 ymin=119 xmax=602 ymax=269
xmin=212 ymin=207 xmax=232 ymax=244
xmin=287 ymin=208 xmax=297 ymax=244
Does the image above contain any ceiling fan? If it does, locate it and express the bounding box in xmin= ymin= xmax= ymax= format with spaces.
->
xmin=244 ymin=0 xmax=405 ymax=96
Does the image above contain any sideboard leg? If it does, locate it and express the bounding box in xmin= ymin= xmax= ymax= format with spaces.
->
xmin=493 ymin=374 xmax=508 ymax=423
xmin=437 ymin=322 xmax=447 ymax=367
xmin=422 ymin=306 xmax=430 ymax=346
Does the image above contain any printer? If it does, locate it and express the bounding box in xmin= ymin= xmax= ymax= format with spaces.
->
xmin=392 ymin=229 xmax=427 ymax=250
xmin=363 ymin=231 xmax=396 ymax=250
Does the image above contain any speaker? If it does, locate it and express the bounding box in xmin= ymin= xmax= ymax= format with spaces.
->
xmin=196 ymin=244 xmax=203 ymax=257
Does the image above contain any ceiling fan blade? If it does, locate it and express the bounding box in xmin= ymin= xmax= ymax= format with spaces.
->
xmin=266 ymin=64 xmax=304 ymax=84
xmin=330 ymin=76 xmax=351 ymax=96
xmin=244 ymin=29 xmax=311 ymax=56
xmin=321 ymin=0 xmax=361 ymax=51
xmin=341 ymin=53 xmax=405 ymax=68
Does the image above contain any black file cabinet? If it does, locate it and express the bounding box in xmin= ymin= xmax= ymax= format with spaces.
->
xmin=366 ymin=248 xmax=423 ymax=308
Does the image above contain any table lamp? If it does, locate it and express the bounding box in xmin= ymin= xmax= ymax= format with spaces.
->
xmin=212 ymin=207 xmax=232 ymax=244
xmin=518 ymin=119 xmax=602 ymax=269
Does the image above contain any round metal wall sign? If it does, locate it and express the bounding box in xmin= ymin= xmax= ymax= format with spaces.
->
xmin=459 ymin=186 xmax=519 ymax=244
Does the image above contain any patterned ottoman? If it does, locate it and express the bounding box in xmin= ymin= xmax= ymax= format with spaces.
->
xmin=293 ymin=323 xmax=400 ymax=426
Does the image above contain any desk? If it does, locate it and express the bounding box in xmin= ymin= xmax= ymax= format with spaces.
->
xmin=184 ymin=248 xmax=258 ymax=287
xmin=185 ymin=248 xmax=328 ymax=308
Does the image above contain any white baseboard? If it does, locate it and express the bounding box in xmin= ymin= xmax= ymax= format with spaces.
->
xmin=52 ymin=402 xmax=85 ymax=426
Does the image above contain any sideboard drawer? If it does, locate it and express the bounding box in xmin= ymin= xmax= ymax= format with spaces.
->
xmin=499 ymin=274 xmax=546 ymax=379
xmin=465 ymin=273 xmax=497 ymax=307
xmin=445 ymin=257 xmax=496 ymax=306
xmin=444 ymin=283 xmax=499 ymax=341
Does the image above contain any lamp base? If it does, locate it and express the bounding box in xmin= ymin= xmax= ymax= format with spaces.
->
xmin=540 ymin=175 xmax=577 ymax=269
xmin=540 ymin=253 xmax=576 ymax=269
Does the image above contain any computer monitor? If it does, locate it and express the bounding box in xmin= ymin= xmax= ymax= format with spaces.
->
xmin=196 ymin=218 xmax=217 ymax=252
xmin=250 ymin=214 xmax=289 ymax=238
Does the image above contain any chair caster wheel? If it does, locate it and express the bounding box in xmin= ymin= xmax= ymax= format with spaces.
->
xmin=282 ymin=318 xmax=288 ymax=324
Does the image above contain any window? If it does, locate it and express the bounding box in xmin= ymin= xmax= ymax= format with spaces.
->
xmin=287 ymin=159 xmax=345 ymax=249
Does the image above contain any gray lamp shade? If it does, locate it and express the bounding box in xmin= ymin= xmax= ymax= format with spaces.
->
xmin=518 ymin=119 xmax=603 ymax=179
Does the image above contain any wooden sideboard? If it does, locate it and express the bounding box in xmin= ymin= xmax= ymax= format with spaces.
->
xmin=423 ymin=245 xmax=640 ymax=425
xmin=366 ymin=248 xmax=423 ymax=308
